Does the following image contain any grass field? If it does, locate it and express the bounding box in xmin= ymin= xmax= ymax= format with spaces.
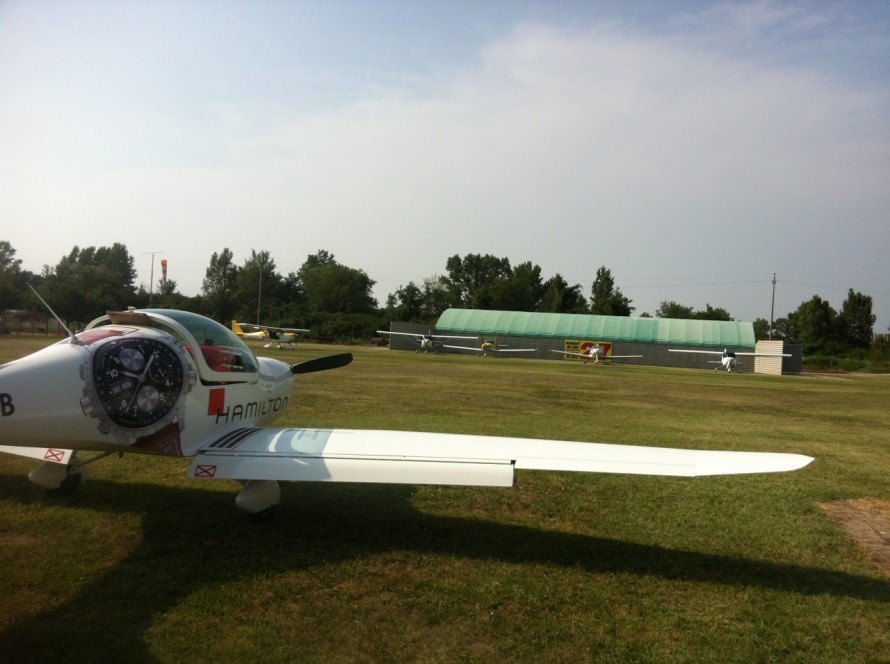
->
xmin=1 ymin=335 xmax=888 ymax=663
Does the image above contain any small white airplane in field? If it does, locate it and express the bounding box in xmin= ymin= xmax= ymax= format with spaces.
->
xmin=444 ymin=337 xmax=537 ymax=358
xmin=0 ymin=306 xmax=812 ymax=515
xmin=669 ymin=348 xmax=790 ymax=372
xmin=232 ymin=320 xmax=310 ymax=349
xmin=375 ymin=330 xmax=477 ymax=354
xmin=552 ymin=343 xmax=643 ymax=365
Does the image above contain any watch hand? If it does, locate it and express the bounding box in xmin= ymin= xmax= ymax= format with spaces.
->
xmin=142 ymin=352 xmax=156 ymax=378
xmin=126 ymin=352 xmax=155 ymax=410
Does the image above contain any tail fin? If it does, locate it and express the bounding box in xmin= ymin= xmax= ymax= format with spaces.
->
xmin=231 ymin=320 xmax=245 ymax=335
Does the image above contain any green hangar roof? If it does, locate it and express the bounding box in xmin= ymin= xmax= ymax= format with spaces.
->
xmin=436 ymin=309 xmax=755 ymax=348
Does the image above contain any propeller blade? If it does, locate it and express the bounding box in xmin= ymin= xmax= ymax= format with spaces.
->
xmin=290 ymin=353 xmax=353 ymax=375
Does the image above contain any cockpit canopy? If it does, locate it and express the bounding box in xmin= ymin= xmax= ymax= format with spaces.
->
xmin=85 ymin=309 xmax=259 ymax=383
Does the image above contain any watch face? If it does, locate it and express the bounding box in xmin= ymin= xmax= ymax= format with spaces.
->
xmin=91 ymin=337 xmax=185 ymax=429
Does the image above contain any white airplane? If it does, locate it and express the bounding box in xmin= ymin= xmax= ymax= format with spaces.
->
xmin=375 ymin=330 xmax=477 ymax=354
xmin=551 ymin=343 xmax=643 ymax=365
xmin=232 ymin=320 xmax=310 ymax=349
xmin=669 ymin=348 xmax=791 ymax=372
xmin=0 ymin=307 xmax=812 ymax=515
xmin=444 ymin=337 xmax=537 ymax=358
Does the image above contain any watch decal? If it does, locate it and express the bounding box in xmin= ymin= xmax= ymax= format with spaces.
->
xmin=80 ymin=327 xmax=196 ymax=453
xmin=92 ymin=337 xmax=186 ymax=430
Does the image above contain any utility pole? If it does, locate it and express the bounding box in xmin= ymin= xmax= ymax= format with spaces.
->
xmin=143 ymin=251 xmax=164 ymax=306
xmin=256 ymin=267 xmax=263 ymax=325
xmin=769 ymin=273 xmax=777 ymax=340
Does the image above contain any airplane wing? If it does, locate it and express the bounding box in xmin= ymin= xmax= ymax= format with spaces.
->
xmin=0 ymin=445 xmax=75 ymax=464
xmin=376 ymin=330 xmax=425 ymax=338
xmin=668 ymin=349 xmax=723 ymax=356
xmin=552 ymin=350 xmax=587 ymax=358
xmin=442 ymin=344 xmax=482 ymax=352
xmin=187 ymin=427 xmax=813 ymax=484
xmin=733 ymin=352 xmax=791 ymax=357
xmin=492 ymin=348 xmax=537 ymax=353
xmin=377 ymin=331 xmax=478 ymax=340
xmin=669 ymin=349 xmax=789 ymax=357
xmin=551 ymin=350 xmax=642 ymax=359
xmin=242 ymin=323 xmax=310 ymax=334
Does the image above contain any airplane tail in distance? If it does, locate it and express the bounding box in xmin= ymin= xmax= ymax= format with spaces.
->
xmin=232 ymin=321 xmax=245 ymax=335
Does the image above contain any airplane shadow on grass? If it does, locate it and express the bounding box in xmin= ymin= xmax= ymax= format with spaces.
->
xmin=1 ymin=472 xmax=888 ymax=663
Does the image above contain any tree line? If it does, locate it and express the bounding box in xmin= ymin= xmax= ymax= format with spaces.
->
xmin=0 ymin=240 xmax=881 ymax=354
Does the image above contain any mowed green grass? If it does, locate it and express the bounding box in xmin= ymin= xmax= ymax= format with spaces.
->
xmin=0 ymin=335 xmax=888 ymax=663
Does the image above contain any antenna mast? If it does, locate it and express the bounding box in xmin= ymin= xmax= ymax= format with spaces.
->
xmin=29 ymin=286 xmax=79 ymax=344
xmin=143 ymin=251 xmax=164 ymax=306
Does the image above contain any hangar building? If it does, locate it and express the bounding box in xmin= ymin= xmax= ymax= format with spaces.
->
xmin=385 ymin=308 xmax=770 ymax=372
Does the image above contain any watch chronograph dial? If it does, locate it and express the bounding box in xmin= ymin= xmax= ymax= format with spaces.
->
xmin=92 ymin=337 xmax=185 ymax=429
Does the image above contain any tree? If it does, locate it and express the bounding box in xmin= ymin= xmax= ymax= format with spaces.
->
xmin=490 ymin=261 xmax=544 ymax=311
xmin=753 ymin=317 xmax=770 ymax=340
xmin=42 ymin=244 xmax=138 ymax=322
xmin=386 ymin=281 xmax=424 ymax=322
xmin=419 ymin=275 xmax=458 ymax=320
xmin=297 ymin=251 xmax=376 ymax=314
xmin=538 ymin=274 xmax=588 ymax=313
xmin=202 ymin=248 xmax=239 ymax=324
xmin=444 ymin=254 xmax=512 ymax=309
xmin=0 ymin=241 xmax=26 ymax=314
xmin=773 ymin=313 xmax=799 ymax=344
xmin=158 ymin=279 xmax=178 ymax=296
xmin=153 ymin=278 xmax=191 ymax=310
xmin=693 ymin=304 xmax=733 ymax=321
xmin=838 ymin=289 xmax=875 ymax=349
xmin=656 ymin=301 xmax=695 ymax=319
xmin=385 ymin=275 xmax=459 ymax=323
xmin=793 ymin=295 xmax=840 ymax=355
xmin=655 ymin=301 xmax=734 ymax=320
xmin=234 ymin=250 xmax=283 ymax=323
xmin=589 ymin=266 xmax=633 ymax=316
xmin=297 ymin=249 xmax=337 ymax=276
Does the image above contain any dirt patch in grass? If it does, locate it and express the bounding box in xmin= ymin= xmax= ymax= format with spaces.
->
xmin=820 ymin=498 xmax=890 ymax=578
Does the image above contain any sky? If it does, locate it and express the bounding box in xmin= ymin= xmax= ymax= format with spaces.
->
xmin=1 ymin=0 xmax=888 ymax=330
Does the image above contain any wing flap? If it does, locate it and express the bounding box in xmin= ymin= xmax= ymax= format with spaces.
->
xmin=190 ymin=454 xmax=514 ymax=486
xmin=188 ymin=427 xmax=812 ymax=484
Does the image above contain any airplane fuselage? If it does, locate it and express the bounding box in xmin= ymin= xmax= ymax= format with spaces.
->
xmin=720 ymin=352 xmax=737 ymax=371
xmin=0 ymin=313 xmax=295 ymax=459
xmin=585 ymin=346 xmax=605 ymax=363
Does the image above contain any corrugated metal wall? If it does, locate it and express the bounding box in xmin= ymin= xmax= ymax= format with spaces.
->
xmin=754 ymin=340 xmax=785 ymax=375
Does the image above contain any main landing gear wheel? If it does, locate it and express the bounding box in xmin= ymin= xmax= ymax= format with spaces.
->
xmin=235 ymin=480 xmax=281 ymax=516
xmin=29 ymin=456 xmax=88 ymax=493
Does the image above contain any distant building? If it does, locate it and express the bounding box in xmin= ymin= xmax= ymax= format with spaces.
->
xmin=386 ymin=308 xmax=763 ymax=371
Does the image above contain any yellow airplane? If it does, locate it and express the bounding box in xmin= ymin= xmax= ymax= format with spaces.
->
xmin=232 ymin=321 xmax=310 ymax=349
